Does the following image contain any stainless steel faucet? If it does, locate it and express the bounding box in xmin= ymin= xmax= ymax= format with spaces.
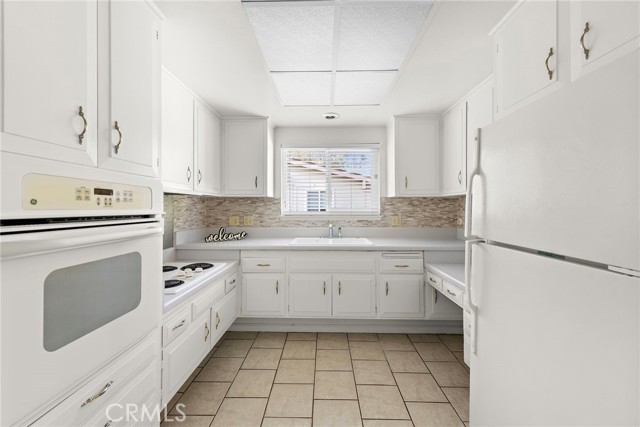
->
xmin=328 ymin=221 xmax=334 ymax=238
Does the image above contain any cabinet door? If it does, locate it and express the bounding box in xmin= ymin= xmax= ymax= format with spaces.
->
xmin=378 ymin=275 xmax=425 ymax=319
xmin=195 ymin=101 xmax=222 ymax=195
xmin=440 ymin=105 xmax=465 ymax=195
xmin=494 ymin=0 xmax=557 ymax=117
xmin=424 ymin=286 xmax=462 ymax=321
xmin=223 ymin=119 xmax=267 ymax=196
xmin=395 ymin=118 xmax=439 ymax=196
xmin=242 ymin=274 xmax=285 ymax=316
xmin=161 ymin=70 xmax=195 ymax=192
xmin=289 ymin=274 xmax=332 ymax=317
xmin=100 ymin=0 xmax=160 ymax=177
xmin=1 ymin=1 xmax=98 ymax=166
xmin=161 ymin=310 xmax=211 ymax=404
xmin=570 ymin=1 xmax=640 ymax=81
xmin=212 ymin=287 xmax=238 ymax=345
xmin=333 ymin=274 xmax=376 ymax=318
xmin=465 ymin=79 xmax=493 ymax=185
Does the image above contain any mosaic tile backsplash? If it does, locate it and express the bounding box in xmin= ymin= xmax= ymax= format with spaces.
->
xmin=165 ymin=194 xmax=465 ymax=233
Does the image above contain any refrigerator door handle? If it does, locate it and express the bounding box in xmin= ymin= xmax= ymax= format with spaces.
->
xmin=464 ymin=128 xmax=481 ymax=239
xmin=465 ymin=238 xmax=485 ymax=354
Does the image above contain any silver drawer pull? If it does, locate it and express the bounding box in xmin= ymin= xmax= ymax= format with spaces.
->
xmin=229 ymin=279 xmax=236 ymax=285
xmin=172 ymin=319 xmax=186 ymax=331
xmin=429 ymin=277 xmax=437 ymax=283
xmin=104 ymin=420 xmax=112 ymax=427
xmin=257 ymin=263 xmax=271 ymax=267
xmin=394 ymin=264 xmax=410 ymax=268
xmin=81 ymin=381 xmax=113 ymax=407
xmin=446 ymin=289 xmax=457 ymax=296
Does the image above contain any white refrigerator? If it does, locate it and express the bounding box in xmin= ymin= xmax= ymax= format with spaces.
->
xmin=466 ymin=51 xmax=639 ymax=426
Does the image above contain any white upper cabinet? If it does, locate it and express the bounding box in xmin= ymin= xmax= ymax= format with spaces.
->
xmin=194 ymin=101 xmax=222 ymax=195
xmin=493 ymin=0 xmax=558 ymax=118
xmin=388 ymin=117 xmax=440 ymax=197
xmin=223 ymin=118 xmax=273 ymax=197
xmin=569 ymin=1 xmax=640 ymax=81
xmin=1 ymin=1 xmax=161 ymax=176
xmin=1 ymin=1 xmax=98 ymax=166
xmin=161 ymin=70 xmax=195 ymax=192
xmin=99 ymin=1 xmax=160 ymax=177
xmin=440 ymin=104 xmax=466 ymax=195
xmin=465 ymin=78 xmax=493 ymax=185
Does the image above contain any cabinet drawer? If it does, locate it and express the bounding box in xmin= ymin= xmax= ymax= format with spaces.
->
xmin=242 ymin=257 xmax=285 ymax=272
xmin=379 ymin=257 xmax=423 ymax=273
xmin=442 ymin=281 xmax=463 ymax=306
xmin=225 ymin=272 xmax=238 ymax=293
xmin=32 ymin=334 xmax=158 ymax=427
xmin=289 ymin=254 xmax=375 ymax=272
xmin=192 ymin=281 xmax=225 ymax=319
xmin=425 ymin=272 xmax=443 ymax=291
xmin=163 ymin=308 xmax=191 ymax=346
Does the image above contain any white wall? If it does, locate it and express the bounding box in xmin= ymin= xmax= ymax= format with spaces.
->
xmin=274 ymin=126 xmax=388 ymax=198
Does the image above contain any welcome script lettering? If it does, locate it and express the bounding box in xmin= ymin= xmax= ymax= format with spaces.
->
xmin=205 ymin=227 xmax=248 ymax=243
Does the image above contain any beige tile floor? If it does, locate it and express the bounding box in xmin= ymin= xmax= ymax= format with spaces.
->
xmin=163 ymin=332 xmax=469 ymax=427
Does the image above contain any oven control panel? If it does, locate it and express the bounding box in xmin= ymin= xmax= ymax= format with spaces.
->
xmin=22 ymin=174 xmax=152 ymax=210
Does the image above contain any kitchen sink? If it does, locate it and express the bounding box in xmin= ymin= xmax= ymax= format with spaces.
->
xmin=290 ymin=237 xmax=373 ymax=246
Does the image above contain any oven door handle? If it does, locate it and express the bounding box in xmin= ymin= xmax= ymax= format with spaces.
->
xmin=0 ymin=222 xmax=162 ymax=258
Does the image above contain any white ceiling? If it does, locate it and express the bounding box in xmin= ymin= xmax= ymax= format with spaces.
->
xmin=157 ymin=0 xmax=515 ymax=127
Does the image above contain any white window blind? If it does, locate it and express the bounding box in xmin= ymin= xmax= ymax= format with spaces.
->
xmin=282 ymin=147 xmax=380 ymax=216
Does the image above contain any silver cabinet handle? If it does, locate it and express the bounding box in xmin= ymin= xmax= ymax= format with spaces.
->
xmin=204 ymin=322 xmax=210 ymax=341
xmin=78 ymin=106 xmax=88 ymax=145
xmin=114 ymin=121 xmax=123 ymax=154
xmin=545 ymin=47 xmax=554 ymax=80
xmin=338 ymin=281 xmax=342 ymax=295
xmin=215 ymin=313 xmax=220 ymax=329
xmin=198 ymin=169 xmax=202 ymax=184
xmin=428 ymin=277 xmax=437 ymax=283
xmin=276 ymin=280 xmax=279 ymax=294
xmin=187 ymin=166 xmax=192 ymax=182
xmin=104 ymin=421 xmax=112 ymax=427
xmin=385 ymin=282 xmax=389 ymax=296
xmin=81 ymin=381 xmax=113 ymax=407
xmin=394 ymin=264 xmax=410 ymax=268
xmin=580 ymin=22 xmax=590 ymax=60
xmin=257 ymin=263 xmax=271 ymax=267
xmin=458 ymin=170 xmax=462 ymax=185
xmin=229 ymin=279 xmax=236 ymax=285
xmin=255 ymin=176 xmax=258 ymax=188
xmin=172 ymin=319 xmax=186 ymax=331
xmin=323 ymin=281 xmax=326 ymax=295
xmin=404 ymin=176 xmax=408 ymax=189
xmin=434 ymin=288 xmax=438 ymax=303
xmin=446 ymin=289 xmax=457 ymax=296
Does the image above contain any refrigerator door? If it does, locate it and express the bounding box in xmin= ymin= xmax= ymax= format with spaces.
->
xmin=469 ymin=243 xmax=639 ymax=426
xmin=470 ymin=52 xmax=639 ymax=270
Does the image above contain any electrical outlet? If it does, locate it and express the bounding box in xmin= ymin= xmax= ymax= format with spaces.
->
xmin=243 ymin=215 xmax=254 ymax=226
xmin=391 ymin=215 xmax=402 ymax=226
xmin=229 ymin=216 xmax=240 ymax=226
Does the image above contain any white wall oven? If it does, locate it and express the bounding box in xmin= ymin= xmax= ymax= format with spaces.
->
xmin=0 ymin=156 xmax=163 ymax=426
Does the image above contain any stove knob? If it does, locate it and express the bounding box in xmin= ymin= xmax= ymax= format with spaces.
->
xmin=195 ymin=267 xmax=204 ymax=273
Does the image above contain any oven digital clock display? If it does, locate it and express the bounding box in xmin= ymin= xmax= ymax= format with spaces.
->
xmin=93 ymin=188 xmax=114 ymax=196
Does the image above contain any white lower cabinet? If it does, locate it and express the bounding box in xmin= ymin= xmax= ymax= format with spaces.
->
xmin=332 ymin=274 xmax=377 ymax=318
xmin=424 ymin=285 xmax=463 ymax=321
xmin=289 ymin=274 xmax=332 ymax=317
xmin=213 ymin=288 xmax=239 ymax=340
xmin=378 ymin=275 xmax=425 ymax=318
xmin=242 ymin=274 xmax=286 ymax=316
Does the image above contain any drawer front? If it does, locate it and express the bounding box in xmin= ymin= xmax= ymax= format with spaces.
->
xmin=192 ymin=281 xmax=225 ymax=319
xmin=163 ymin=308 xmax=191 ymax=346
xmin=442 ymin=281 xmax=463 ymax=306
xmin=379 ymin=257 xmax=424 ymax=273
xmin=425 ymin=272 xmax=443 ymax=290
xmin=225 ymin=272 xmax=238 ymax=293
xmin=242 ymin=257 xmax=285 ymax=272
xmin=32 ymin=334 xmax=158 ymax=427
xmin=289 ymin=255 xmax=375 ymax=272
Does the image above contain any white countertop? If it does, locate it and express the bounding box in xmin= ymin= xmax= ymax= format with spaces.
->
xmin=176 ymin=237 xmax=465 ymax=251
xmin=425 ymin=263 xmax=465 ymax=289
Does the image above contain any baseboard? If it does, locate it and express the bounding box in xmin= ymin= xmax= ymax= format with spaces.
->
xmin=228 ymin=317 xmax=463 ymax=334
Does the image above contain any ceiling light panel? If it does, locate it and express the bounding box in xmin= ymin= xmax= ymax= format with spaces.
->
xmin=271 ymin=72 xmax=332 ymax=106
xmin=244 ymin=4 xmax=335 ymax=71
xmin=334 ymin=71 xmax=397 ymax=106
xmin=336 ymin=2 xmax=432 ymax=71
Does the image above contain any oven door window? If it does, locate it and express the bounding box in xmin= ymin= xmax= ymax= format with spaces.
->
xmin=43 ymin=252 xmax=142 ymax=352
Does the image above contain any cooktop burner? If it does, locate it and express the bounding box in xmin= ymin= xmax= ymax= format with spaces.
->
xmin=180 ymin=262 xmax=214 ymax=271
xmin=163 ymin=265 xmax=178 ymax=273
xmin=164 ymin=279 xmax=185 ymax=288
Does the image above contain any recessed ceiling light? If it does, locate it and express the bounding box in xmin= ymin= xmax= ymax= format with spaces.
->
xmin=322 ymin=112 xmax=340 ymax=120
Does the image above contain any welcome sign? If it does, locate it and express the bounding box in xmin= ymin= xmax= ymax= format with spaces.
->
xmin=205 ymin=227 xmax=248 ymax=243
